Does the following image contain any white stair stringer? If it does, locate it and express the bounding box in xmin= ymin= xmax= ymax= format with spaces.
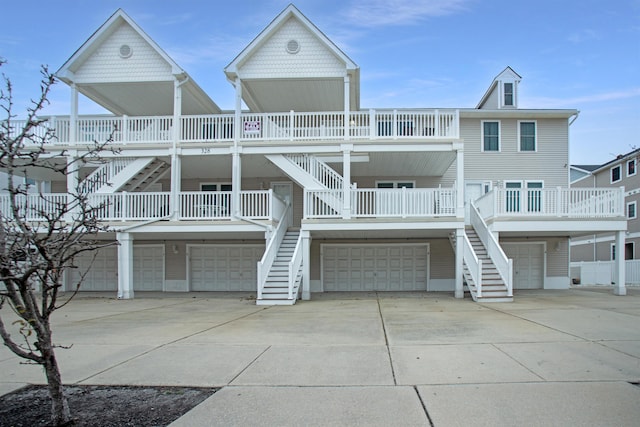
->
xmin=265 ymin=154 xmax=343 ymax=214
xmin=95 ymin=158 xmax=162 ymax=193
xmin=257 ymin=230 xmax=302 ymax=305
xmin=451 ymin=229 xmax=513 ymax=303
xmin=121 ymin=158 xmax=170 ymax=192
xmin=80 ymin=157 xmax=136 ymax=194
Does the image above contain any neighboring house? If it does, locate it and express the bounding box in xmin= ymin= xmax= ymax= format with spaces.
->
xmin=570 ymin=165 xmax=600 ymax=184
xmin=4 ymin=5 xmax=628 ymax=303
xmin=571 ymin=149 xmax=640 ymax=263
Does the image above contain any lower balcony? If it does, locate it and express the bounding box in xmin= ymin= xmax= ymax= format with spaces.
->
xmin=474 ymin=187 xmax=625 ymax=219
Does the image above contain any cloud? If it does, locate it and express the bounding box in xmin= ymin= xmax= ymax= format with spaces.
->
xmin=567 ymin=29 xmax=601 ymax=43
xmin=341 ymin=0 xmax=472 ymax=27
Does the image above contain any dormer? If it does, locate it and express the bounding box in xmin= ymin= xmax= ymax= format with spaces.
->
xmin=476 ymin=67 xmax=522 ymax=110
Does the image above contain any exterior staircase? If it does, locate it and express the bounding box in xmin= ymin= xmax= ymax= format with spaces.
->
xmin=81 ymin=157 xmax=169 ymax=193
xmin=258 ymin=229 xmax=302 ymax=305
xmin=463 ymin=228 xmax=513 ymax=302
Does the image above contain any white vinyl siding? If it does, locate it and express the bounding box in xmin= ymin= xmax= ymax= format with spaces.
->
xmin=240 ymin=18 xmax=345 ymax=79
xmin=461 ymin=117 xmax=569 ymax=189
xmin=74 ymin=22 xmax=173 ymax=83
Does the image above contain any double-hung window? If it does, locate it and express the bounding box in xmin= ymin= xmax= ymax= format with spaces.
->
xmin=628 ymin=159 xmax=636 ymax=177
xmin=611 ymin=165 xmax=621 ymax=183
xmin=482 ymin=121 xmax=500 ymax=152
xmin=519 ymin=121 xmax=536 ymax=152
xmin=503 ymin=82 xmax=514 ymax=106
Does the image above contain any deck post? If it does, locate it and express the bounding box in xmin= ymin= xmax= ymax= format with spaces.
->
xmin=232 ymin=149 xmax=242 ymax=217
xmin=455 ymin=227 xmax=464 ymax=298
xmin=456 ymin=147 xmax=465 ymax=219
xmin=117 ymin=232 xmax=134 ymax=299
xmin=614 ymin=230 xmax=627 ymax=295
xmin=301 ymin=230 xmax=311 ymax=300
xmin=342 ymin=145 xmax=352 ymax=219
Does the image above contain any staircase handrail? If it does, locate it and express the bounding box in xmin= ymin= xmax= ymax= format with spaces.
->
xmin=79 ymin=157 xmax=133 ymax=194
xmin=470 ymin=202 xmax=513 ymax=297
xmin=257 ymin=200 xmax=292 ymax=299
xmin=287 ymin=154 xmax=343 ymax=190
xmin=288 ymin=233 xmax=303 ymax=300
xmin=462 ymin=232 xmax=483 ymax=298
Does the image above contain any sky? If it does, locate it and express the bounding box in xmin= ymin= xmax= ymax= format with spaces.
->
xmin=0 ymin=0 xmax=638 ymax=165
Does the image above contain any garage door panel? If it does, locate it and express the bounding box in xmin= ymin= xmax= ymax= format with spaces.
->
xmin=190 ymin=245 xmax=263 ymax=291
xmin=503 ymin=243 xmax=544 ymax=290
xmin=323 ymin=244 xmax=428 ymax=291
xmin=70 ymin=246 xmax=118 ymax=292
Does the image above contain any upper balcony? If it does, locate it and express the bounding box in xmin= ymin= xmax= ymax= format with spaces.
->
xmin=30 ymin=109 xmax=459 ymax=146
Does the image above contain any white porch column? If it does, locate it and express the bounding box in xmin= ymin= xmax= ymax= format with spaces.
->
xmin=117 ymin=232 xmax=134 ymax=299
xmin=232 ymin=148 xmax=242 ymax=217
xmin=614 ymin=230 xmax=627 ymax=295
xmin=301 ymin=230 xmax=311 ymax=300
xmin=69 ymin=83 xmax=78 ymax=145
xmin=234 ymin=77 xmax=242 ymax=145
xmin=170 ymin=153 xmax=181 ymax=219
xmin=455 ymin=228 xmax=464 ymax=298
xmin=456 ymin=147 xmax=465 ymax=219
xmin=65 ymin=151 xmax=79 ymax=222
xmin=344 ymin=75 xmax=350 ymax=139
xmin=342 ymin=144 xmax=352 ymax=219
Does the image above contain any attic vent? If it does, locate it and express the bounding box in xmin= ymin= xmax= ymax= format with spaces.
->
xmin=119 ymin=44 xmax=133 ymax=59
xmin=286 ymin=39 xmax=300 ymax=54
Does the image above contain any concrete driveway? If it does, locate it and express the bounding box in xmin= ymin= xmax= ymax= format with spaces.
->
xmin=1 ymin=288 xmax=639 ymax=426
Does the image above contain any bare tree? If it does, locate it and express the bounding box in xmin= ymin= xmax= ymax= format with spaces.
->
xmin=0 ymin=59 xmax=118 ymax=425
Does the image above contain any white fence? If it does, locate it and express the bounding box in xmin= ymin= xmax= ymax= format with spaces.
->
xmin=571 ymin=260 xmax=640 ymax=286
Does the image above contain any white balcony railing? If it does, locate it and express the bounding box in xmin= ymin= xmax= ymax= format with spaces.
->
xmin=304 ymin=187 xmax=457 ymax=219
xmin=475 ymin=187 xmax=625 ymax=219
xmin=0 ymin=194 xmax=68 ymax=221
xmin=12 ymin=109 xmax=459 ymax=146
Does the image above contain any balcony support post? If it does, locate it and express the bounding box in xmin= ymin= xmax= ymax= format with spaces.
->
xmin=234 ymin=77 xmax=242 ymax=146
xmin=342 ymin=145 xmax=352 ymax=219
xmin=232 ymin=148 xmax=242 ymax=217
xmin=455 ymin=227 xmax=464 ymax=299
xmin=69 ymin=84 xmax=77 ymax=145
xmin=614 ymin=230 xmax=627 ymax=296
xmin=301 ymin=230 xmax=311 ymax=300
xmin=117 ymin=232 xmax=134 ymax=300
xmin=65 ymin=151 xmax=79 ymax=222
xmin=456 ymin=147 xmax=465 ymax=219
xmin=344 ymin=74 xmax=350 ymax=140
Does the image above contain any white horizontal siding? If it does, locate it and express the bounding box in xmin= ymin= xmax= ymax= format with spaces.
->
xmin=74 ymin=22 xmax=173 ymax=83
xmin=240 ymin=17 xmax=346 ymax=79
xmin=461 ymin=118 xmax=569 ymax=188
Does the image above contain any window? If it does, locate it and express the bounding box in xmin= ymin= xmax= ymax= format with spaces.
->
xmin=482 ymin=121 xmax=500 ymax=152
xmin=627 ymin=201 xmax=637 ymax=219
xmin=519 ymin=121 xmax=536 ymax=151
xmin=376 ymin=181 xmax=415 ymax=189
xmin=503 ymin=82 xmax=514 ymax=106
xmin=628 ymin=159 xmax=636 ymax=177
xmin=611 ymin=165 xmax=622 ymax=183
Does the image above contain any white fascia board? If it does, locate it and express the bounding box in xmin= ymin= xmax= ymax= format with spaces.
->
xmin=302 ymin=220 xmax=464 ymax=232
xmin=352 ymin=143 xmax=457 ymax=153
xmin=116 ymin=223 xmax=267 ymax=234
xmin=491 ymin=219 xmax=627 ymax=234
xmin=180 ymin=146 xmax=234 ymax=156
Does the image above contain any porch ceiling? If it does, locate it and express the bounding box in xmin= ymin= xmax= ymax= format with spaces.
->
xmin=332 ymin=152 xmax=456 ymax=177
xmin=75 ymin=81 xmax=220 ymax=116
xmin=241 ymin=78 xmax=353 ymax=113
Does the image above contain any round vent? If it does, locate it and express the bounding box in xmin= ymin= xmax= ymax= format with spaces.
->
xmin=119 ymin=44 xmax=133 ymax=58
xmin=286 ymin=39 xmax=300 ymax=54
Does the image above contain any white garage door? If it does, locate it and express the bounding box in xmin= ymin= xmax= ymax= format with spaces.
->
xmin=503 ymin=243 xmax=544 ymax=289
xmin=322 ymin=244 xmax=429 ymax=291
xmin=134 ymin=245 xmax=164 ymax=291
xmin=69 ymin=246 xmax=118 ymax=291
xmin=189 ymin=245 xmax=263 ymax=291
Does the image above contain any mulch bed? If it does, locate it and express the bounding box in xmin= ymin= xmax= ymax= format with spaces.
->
xmin=0 ymin=384 xmax=218 ymax=426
